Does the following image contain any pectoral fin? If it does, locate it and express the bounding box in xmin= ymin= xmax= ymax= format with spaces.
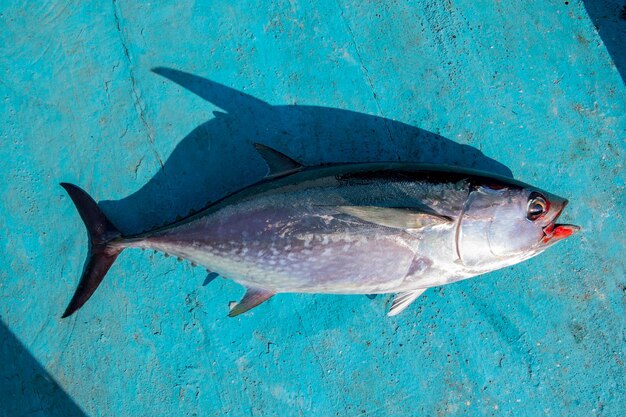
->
xmin=228 ymin=286 xmax=275 ymax=317
xmin=254 ymin=143 xmax=303 ymax=178
xmin=388 ymin=289 xmax=426 ymax=316
xmin=336 ymin=206 xmax=452 ymax=229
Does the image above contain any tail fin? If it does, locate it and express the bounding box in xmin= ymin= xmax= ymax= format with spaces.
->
xmin=60 ymin=183 xmax=124 ymax=318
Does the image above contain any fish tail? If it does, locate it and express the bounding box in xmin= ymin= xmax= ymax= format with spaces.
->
xmin=60 ymin=183 xmax=124 ymax=318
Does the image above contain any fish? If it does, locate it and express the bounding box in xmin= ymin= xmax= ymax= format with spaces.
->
xmin=60 ymin=143 xmax=579 ymax=318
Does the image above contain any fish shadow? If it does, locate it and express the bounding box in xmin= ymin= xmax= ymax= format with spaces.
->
xmin=582 ymin=0 xmax=626 ymax=83
xmin=100 ymin=67 xmax=513 ymax=233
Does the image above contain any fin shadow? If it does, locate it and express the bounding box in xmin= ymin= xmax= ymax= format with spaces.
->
xmin=203 ymin=272 xmax=219 ymax=286
xmin=0 ymin=321 xmax=86 ymax=417
xmin=100 ymin=67 xmax=513 ymax=233
xmin=582 ymin=0 xmax=626 ymax=83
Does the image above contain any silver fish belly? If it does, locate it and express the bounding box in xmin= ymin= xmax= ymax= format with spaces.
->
xmin=60 ymin=144 xmax=579 ymax=317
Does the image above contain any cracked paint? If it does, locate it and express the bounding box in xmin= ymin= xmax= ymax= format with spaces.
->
xmin=111 ymin=0 xmax=165 ymax=170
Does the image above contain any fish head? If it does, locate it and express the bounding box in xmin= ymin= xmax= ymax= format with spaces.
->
xmin=456 ymin=181 xmax=579 ymax=271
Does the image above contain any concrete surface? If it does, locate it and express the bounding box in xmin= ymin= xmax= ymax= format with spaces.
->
xmin=1 ymin=0 xmax=625 ymax=416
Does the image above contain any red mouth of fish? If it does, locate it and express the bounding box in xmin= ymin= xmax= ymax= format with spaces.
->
xmin=541 ymin=200 xmax=580 ymax=244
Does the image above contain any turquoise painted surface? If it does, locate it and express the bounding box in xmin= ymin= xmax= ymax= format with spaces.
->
xmin=1 ymin=0 xmax=625 ymax=416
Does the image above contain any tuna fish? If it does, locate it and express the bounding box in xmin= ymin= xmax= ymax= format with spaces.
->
xmin=61 ymin=144 xmax=579 ymax=318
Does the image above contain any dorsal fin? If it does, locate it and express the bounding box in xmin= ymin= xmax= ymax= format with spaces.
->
xmin=228 ymin=285 xmax=275 ymax=317
xmin=253 ymin=143 xmax=303 ymax=178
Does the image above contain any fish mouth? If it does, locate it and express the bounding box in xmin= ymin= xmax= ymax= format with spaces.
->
xmin=541 ymin=199 xmax=580 ymax=244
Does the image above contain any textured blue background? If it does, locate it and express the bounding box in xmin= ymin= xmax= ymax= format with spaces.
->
xmin=1 ymin=1 xmax=625 ymax=416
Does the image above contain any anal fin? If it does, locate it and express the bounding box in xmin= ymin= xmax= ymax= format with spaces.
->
xmin=228 ymin=286 xmax=275 ymax=317
xmin=388 ymin=289 xmax=426 ymax=316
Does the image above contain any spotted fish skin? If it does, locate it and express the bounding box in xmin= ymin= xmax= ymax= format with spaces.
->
xmin=60 ymin=145 xmax=578 ymax=317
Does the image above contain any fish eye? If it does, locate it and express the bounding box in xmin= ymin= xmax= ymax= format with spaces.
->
xmin=527 ymin=193 xmax=548 ymax=221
